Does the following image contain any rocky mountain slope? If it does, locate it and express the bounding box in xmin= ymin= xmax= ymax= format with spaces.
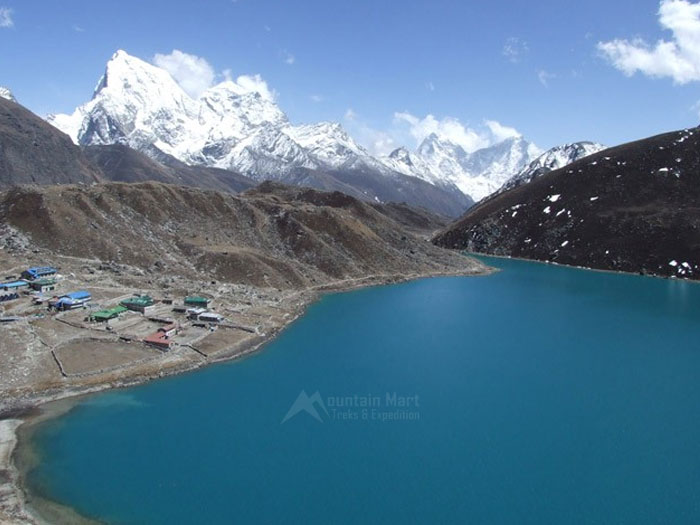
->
xmin=0 ymin=96 xmax=103 ymax=188
xmin=369 ymin=201 xmax=448 ymax=236
xmin=47 ymin=50 xmax=470 ymax=216
xmin=433 ymin=127 xmax=700 ymax=280
xmin=1 ymin=181 xmax=481 ymax=289
xmin=83 ymin=144 xmax=255 ymax=193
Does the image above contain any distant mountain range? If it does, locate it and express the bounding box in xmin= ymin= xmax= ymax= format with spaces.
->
xmin=433 ymin=127 xmax=700 ymax=280
xmin=0 ymin=94 xmax=455 ymax=216
xmin=44 ymin=50 xmax=601 ymax=213
xmin=383 ymin=133 xmax=542 ymax=201
xmin=0 ymin=50 xmax=606 ymax=218
xmin=6 ymin=56 xmax=696 ymax=281
xmin=45 ymin=51 xmax=471 ymax=216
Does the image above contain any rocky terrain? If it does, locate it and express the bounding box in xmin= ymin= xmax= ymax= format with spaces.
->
xmin=1 ymin=181 xmax=473 ymax=289
xmin=434 ymin=127 xmax=700 ymax=280
xmin=84 ymin=143 xmax=255 ymax=193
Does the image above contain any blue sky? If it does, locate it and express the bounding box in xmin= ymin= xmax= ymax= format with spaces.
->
xmin=1 ymin=0 xmax=699 ymax=153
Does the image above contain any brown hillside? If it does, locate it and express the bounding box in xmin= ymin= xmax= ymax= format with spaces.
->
xmin=1 ymin=181 xmax=482 ymax=289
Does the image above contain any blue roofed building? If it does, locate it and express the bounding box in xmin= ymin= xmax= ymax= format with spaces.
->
xmin=21 ymin=267 xmax=58 ymax=281
xmin=50 ymin=291 xmax=91 ymax=310
xmin=0 ymin=280 xmax=29 ymax=291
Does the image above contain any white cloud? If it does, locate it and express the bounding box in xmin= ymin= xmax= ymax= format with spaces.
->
xmin=598 ymin=0 xmax=700 ymax=84
xmin=227 ymin=72 xmax=276 ymax=102
xmin=344 ymin=108 xmax=357 ymax=121
xmin=342 ymin=110 xmax=524 ymax=157
xmin=393 ymin=112 xmax=524 ymax=153
xmin=352 ymin=125 xmax=397 ymax=156
xmin=0 ymin=7 xmax=13 ymax=28
xmin=502 ymin=37 xmax=528 ymax=63
xmin=340 ymin=109 xmax=395 ymax=155
xmin=368 ymin=133 xmax=397 ymax=156
xmin=485 ymin=120 xmax=522 ymax=141
xmin=282 ymin=50 xmax=295 ymax=65
xmin=72 ymin=24 xmax=85 ymax=32
xmin=393 ymin=112 xmax=491 ymax=153
xmin=426 ymin=81 xmax=435 ymax=91
xmin=309 ymin=94 xmax=323 ymax=102
xmin=153 ymin=49 xmax=216 ymax=98
xmin=537 ymin=69 xmax=556 ymax=87
xmin=152 ymin=50 xmax=275 ymax=102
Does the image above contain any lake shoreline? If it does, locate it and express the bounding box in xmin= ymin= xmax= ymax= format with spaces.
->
xmin=465 ymin=251 xmax=700 ymax=285
xmin=0 ymin=266 xmax=490 ymax=524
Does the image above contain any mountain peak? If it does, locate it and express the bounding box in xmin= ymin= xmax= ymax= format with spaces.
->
xmin=104 ymin=49 xmax=152 ymax=77
xmin=102 ymin=49 xmax=178 ymax=90
xmin=417 ymin=133 xmax=469 ymax=163
xmin=496 ymin=140 xmax=607 ymax=195
xmin=111 ymin=49 xmax=131 ymax=60
xmin=386 ymin=132 xmax=542 ymax=201
xmin=388 ymin=146 xmax=411 ymax=161
xmin=418 ymin=132 xmax=448 ymax=148
xmin=202 ymin=79 xmax=260 ymax=100
xmin=89 ymin=50 xmax=150 ymax=98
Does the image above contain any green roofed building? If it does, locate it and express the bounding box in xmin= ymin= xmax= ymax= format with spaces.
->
xmin=120 ymin=295 xmax=155 ymax=313
xmin=29 ymin=278 xmax=57 ymax=293
xmin=184 ymin=296 xmax=210 ymax=307
xmin=90 ymin=305 xmax=128 ymax=322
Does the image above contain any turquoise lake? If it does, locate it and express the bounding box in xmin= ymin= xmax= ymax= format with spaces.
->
xmin=26 ymin=257 xmax=700 ymax=524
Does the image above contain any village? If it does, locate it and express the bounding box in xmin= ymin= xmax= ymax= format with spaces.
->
xmin=0 ymin=257 xmax=311 ymax=413
xmin=1 ymin=265 xmax=230 ymax=348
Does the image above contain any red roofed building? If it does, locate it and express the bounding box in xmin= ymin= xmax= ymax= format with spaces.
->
xmin=144 ymin=332 xmax=172 ymax=350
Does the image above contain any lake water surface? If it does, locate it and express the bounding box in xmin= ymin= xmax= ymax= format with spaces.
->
xmin=25 ymin=257 xmax=700 ymax=523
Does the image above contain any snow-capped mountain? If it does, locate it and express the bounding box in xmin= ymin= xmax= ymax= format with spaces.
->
xmin=0 ymin=86 xmax=15 ymax=102
xmin=382 ymin=146 xmax=439 ymax=184
xmin=382 ymin=134 xmax=541 ymax=201
xmin=47 ymin=49 xmax=601 ymax=215
xmin=49 ymin=50 xmax=256 ymax=166
xmin=48 ymin=50 xmax=398 ymax=182
xmin=47 ymin=50 xmax=473 ymax=216
xmin=497 ymin=141 xmax=606 ymax=195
